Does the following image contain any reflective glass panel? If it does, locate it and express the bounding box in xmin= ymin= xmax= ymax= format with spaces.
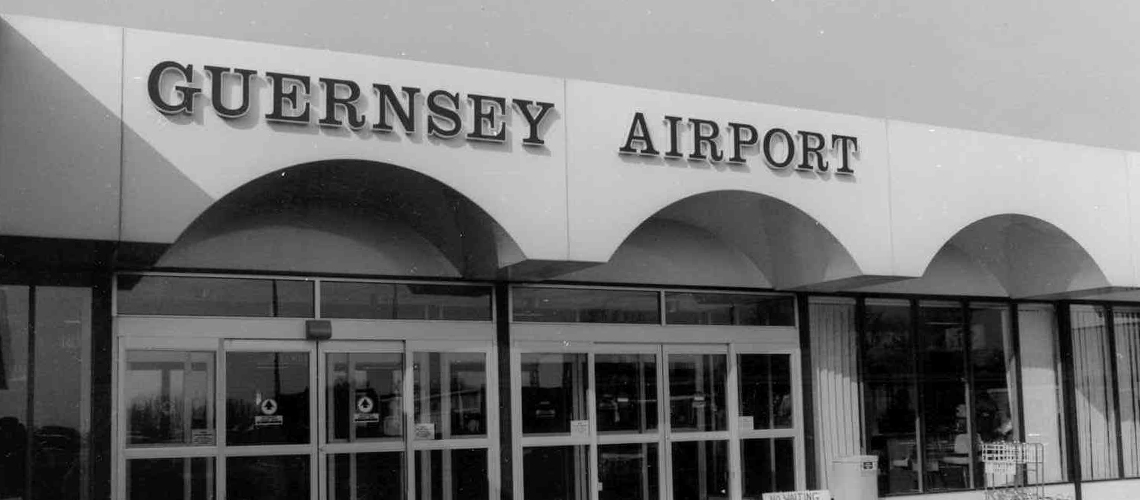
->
xmin=227 ymin=455 xmax=309 ymax=500
xmin=522 ymin=446 xmax=590 ymax=500
xmin=513 ymin=288 xmax=660 ymax=324
xmin=670 ymin=440 xmax=729 ymax=500
xmin=415 ymin=449 xmax=488 ymax=500
xmin=226 ymin=351 xmax=310 ymax=445
xmin=599 ymin=443 xmax=658 ymax=500
xmin=328 ymin=452 xmax=404 ymax=500
xmin=971 ymin=304 xmax=1016 ymax=487
xmin=327 ymin=352 xmax=403 ymax=442
xmin=738 ymin=354 xmax=792 ymax=430
xmin=520 ymin=353 xmax=588 ymax=435
xmin=668 ymin=354 xmax=727 ymax=432
xmin=0 ymin=286 xmax=28 ymax=500
xmin=919 ymin=303 xmax=969 ymax=491
xmin=665 ymin=293 xmax=794 ymax=326
xmin=127 ymin=458 xmax=214 ymax=500
xmin=414 ymin=352 xmax=487 ymax=439
xmin=126 ymin=351 xmax=215 ymax=445
xmin=319 ymin=282 xmax=491 ymax=321
xmin=32 ymin=287 xmax=90 ymax=500
xmin=595 ymin=353 xmax=657 ymax=434
xmin=117 ymin=275 xmax=313 ymax=317
xmin=741 ymin=438 xmax=795 ymax=498
xmin=1018 ymin=305 xmax=1066 ymax=483
xmin=863 ymin=301 xmax=918 ymax=495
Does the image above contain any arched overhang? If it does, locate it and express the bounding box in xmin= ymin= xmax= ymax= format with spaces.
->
xmin=861 ymin=214 xmax=1116 ymax=298
xmin=155 ymin=160 xmax=526 ymax=279
xmin=558 ymin=190 xmax=874 ymax=290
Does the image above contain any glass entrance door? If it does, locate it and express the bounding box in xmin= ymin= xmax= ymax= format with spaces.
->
xmin=512 ymin=342 xmax=802 ymax=500
xmin=119 ymin=338 xmax=498 ymax=500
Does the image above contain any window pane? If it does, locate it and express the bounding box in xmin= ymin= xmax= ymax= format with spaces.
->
xmin=1018 ymin=305 xmax=1066 ymax=482
xmin=671 ymin=440 xmax=729 ymax=500
xmin=523 ymin=446 xmax=590 ymax=500
xmin=919 ymin=303 xmax=969 ymax=492
xmin=415 ymin=449 xmax=488 ymax=500
xmin=118 ymin=275 xmax=313 ymax=317
xmin=1070 ymin=305 xmax=1120 ymax=480
xmin=669 ymin=354 xmax=727 ymax=432
xmin=513 ymin=288 xmax=660 ymax=324
xmin=1115 ymin=308 xmax=1140 ymax=478
xmin=0 ymin=286 xmax=29 ymax=500
xmin=595 ymin=353 xmax=657 ymax=434
xmin=126 ymin=351 xmax=215 ymax=445
xmin=738 ymin=354 xmax=793 ymax=430
xmin=127 ymin=457 xmax=213 ymax=500
xmin=520 ymin=353 xmax=588 ymax=435
xmin=970 ymin=304 xmax=1016 ymax=487
xmin=32 ymin=287 xmax=90 ymax=500
xmin=327 ymin=352 xmax=403 ymax=442
xmin=599 ymin=443 xmax=658 ymax=500
xmin=227 ymin=455 xmax=309 ymax=500
xmin=226 ymin=352 xmax=311 ymax=445
xmin=395 ymin=285 xmax=491 ymax=321
xmin=741 ymin=438 xmax=796 ymax=497
xmin=863 ymin=301 xmax=918 ymax=495
xmin=665 ymin=293 xmax=794 ymax=326
xmin=320 ymin=282 xmax=491 ymax=321
xmin=321 ymin=282 xmax=396 ymax=319
xmin=414 ymin=352 xmax=487 ymax=439
xmin=328 ymin=452 xmax=403 ymax=500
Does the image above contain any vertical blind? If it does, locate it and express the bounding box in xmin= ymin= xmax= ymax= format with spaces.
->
xmin=809 ymin=298 xmax=862 ymax=488
xmin=1070 ymin=305 xmax=1120 ymax=480
xmin=1114 ymin=308 xmax=1140 ymax=477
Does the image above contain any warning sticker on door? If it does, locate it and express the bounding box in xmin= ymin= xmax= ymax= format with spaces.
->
xmin=255 ymin=415 xmax=283 ymax=427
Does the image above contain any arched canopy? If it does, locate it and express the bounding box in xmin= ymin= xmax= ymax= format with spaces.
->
xmin=157 ymin=160 xmax=525 ymax=279
xmin=859 ymin=214 xmax=1112 ymax=298
xmin=558 ymin=190 xmax=865 ymax=289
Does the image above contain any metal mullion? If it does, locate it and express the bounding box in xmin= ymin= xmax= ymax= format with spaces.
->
xmin=223 ymin=445 xmax=315 ymax=457
xmin=597 ymin=433 xmax=660 ymax=445
xmin=510 ymin=345 xmax=524 ymax=500
xmin=323 ymin=441 xmax=407 ymax=454
xmin=911 ymin=300 xmax=925 ymax=493
xmin=123 ymin=446 xmax=220 ymax=460
xmin=963 ymin=301 xmax=977 ymax=489
xmin=403 ymin=346 xmax=416 ymax=500
xmin=588 ymin=351 xmax=600 ymax=500
xmin=658 ymin=345 xmax=670 ymax=500
xmin=411 ymin=439 xmax=492 ymax=451
xmin=24 ymin=287 xmax=35 ymax=500
xmin=317 ymin=346 xmax=329 ymax=500
xmin=727 ymin=343 xmax=742 ymax=500
xmin=310 ymin=342 xmax=319 ymax=500
xmin=738 ymin=429 xmax=798 ymax=440
xmin=216 ymin=338 xmax=227 ymax=500
xmin=520 ymin=436 xmax=592 ymax=447
xmin=668 ymin=431 xmax=732 ymax=442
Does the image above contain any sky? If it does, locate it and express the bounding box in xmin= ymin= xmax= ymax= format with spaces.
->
xmin=5 ymin=0 xmax=1140 ymax=153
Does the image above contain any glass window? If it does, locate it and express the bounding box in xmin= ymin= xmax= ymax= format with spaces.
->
xmin=319 ymin=282 xmax=491 ymax=321
xmin=738 ymin=354 xmax=792 ymax=430
xmin=919 ymin=302 xmax=969 ymax=492
xmin=520 ymin=353 xmax=589 ymax=435
xmin=512 ymin=287 xmax=660 ymax=324
xmin=862 ymin=300 xmax=918 ymax=495
xmin=118 ymin=275 xmax=313 ymax=317
xmin=328 ymin=452 xmax=403 ymax=500
xmin=671 ymin=440 xmax=729 ymax=500
xmin=1070 ymin=305 xmax=1120 ymax=480
xmin=226 ymin=455 xmax=310 ymax=500
xmin=665 ymin=293 xmax=794 ymax=326
xmin=741 ymin=438 xmax=795 ymax=497
xmin=1018 ymin=305 xmax=1066 ymax=482
xmin=413 ymin=352 xmax=487 ymax=439
xmin=127 ymin=457 xmax=214 ymax=500
xmin=595 ymin=353 xmax=657 ymax=434
xmin=415 ymin=449 xmax=488 ymax=500
xmin=32 ymin=287 xmax=91 ymax=500
xmin=126 ymin=351 xmax=215 ymax=446
xmin=226 ymin=351 xmax=311 ymax=445
xmin=327 ymin=352 xmax=403 ymax=442
xmin=669 ymin=354 xmax=727 ymax=433
xmin=522 ymin=446 xmax=590 ymax=500
xmin=1115 ymin=307 xmax=1140 ymax=478
xmin=598 ymin=443 xmax=658 ymax=500
xmin=0 ymin=286 xmax=29 ymax=500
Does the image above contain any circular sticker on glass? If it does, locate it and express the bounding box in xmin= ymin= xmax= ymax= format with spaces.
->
xmin=356 ymin=396 xmax=375 ymax=414
xmin=260 ymin=398 xmax=278 ymax=415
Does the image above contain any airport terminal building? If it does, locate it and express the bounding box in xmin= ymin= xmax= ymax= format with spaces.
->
xmin=4 ymin=13 xmax=1140 ymax=500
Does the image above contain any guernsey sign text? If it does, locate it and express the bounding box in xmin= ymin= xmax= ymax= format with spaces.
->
xmin=147 ymin=61 xmax=557 ymax=147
